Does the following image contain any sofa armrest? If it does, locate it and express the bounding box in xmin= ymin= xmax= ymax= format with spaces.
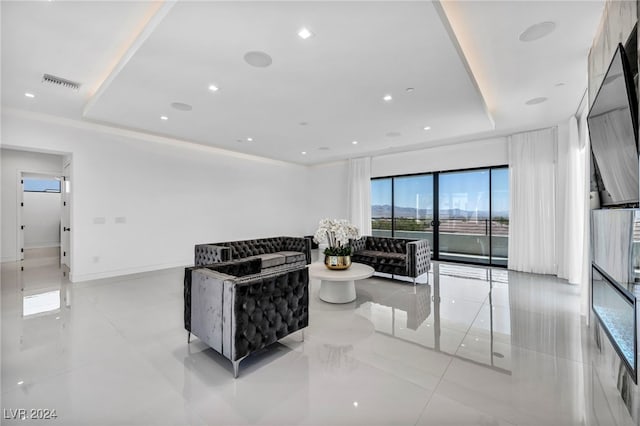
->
xmin=195 ymin=244 xmax=231 ymax=266
xmin=205 ymin=258 xmax=262 ymax=277
xmin=282 ymin=236 xmax=312 ymax=264
xmin=406 ymin=239 xmax=431 ymax=278
xmin=184 ymin=259 xmax=262 ymax=332
xmin=190 ymin=268 xmax=231 ymax=355
xmin=350 ymin=237 xmax=367 ymax=253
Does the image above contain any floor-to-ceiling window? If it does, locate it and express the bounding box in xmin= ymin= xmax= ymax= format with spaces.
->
xmin=371 ymin=166 xmax=509 ymax=267
xmin=438 ymin=169 xmax=490 ymax=264
xmin=393 ymin=174 xmax=434 ymax=249
xmin=371 ymin=178 xmax=392 ymax=237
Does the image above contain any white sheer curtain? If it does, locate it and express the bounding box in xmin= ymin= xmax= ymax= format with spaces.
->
xmin=508 ymin=128 xmax=557 ymax=274
xmin=577 ymin=105 xmax=591 ymax=317
xmin=556 ymin=116 xmax=587 ymax=284
xmin=347 ymin=157 xmax=372 ymax=236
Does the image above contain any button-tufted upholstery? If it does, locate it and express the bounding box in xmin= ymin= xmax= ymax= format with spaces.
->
xmin=350 ymin=236 xmax=431 ymax=283
xmin=194 ymin=236 xmax=311 ymax=272
xmin=184 ymin=259 xmax=309 ymax=378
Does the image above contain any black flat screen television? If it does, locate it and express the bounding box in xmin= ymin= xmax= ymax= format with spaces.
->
xmin=588 ymin=43 xmax=639 ymax=206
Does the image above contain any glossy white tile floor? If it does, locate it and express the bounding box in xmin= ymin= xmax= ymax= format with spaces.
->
xmin=1 ymin=253 xmax=636 ymax=425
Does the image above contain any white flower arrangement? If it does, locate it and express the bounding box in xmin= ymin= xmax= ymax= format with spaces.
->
xmin=313 ymin=218 xmax=360 ymax=256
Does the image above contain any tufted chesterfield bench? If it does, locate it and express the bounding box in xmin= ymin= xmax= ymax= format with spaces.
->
xmin=350 ymin=236 xmax=431 ymax=284
xmin=194 ymin=236 xmax=311 ymax=272
xmin=184 ymin=258 xmax=309 ymax=378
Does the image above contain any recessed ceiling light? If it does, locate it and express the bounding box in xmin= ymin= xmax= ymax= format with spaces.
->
xmin=298 ymin=27 xmax=314 ymax=40
xmin=301 ymin=151 xmax=307 ymax=155
xmin=244 ymin=51 xmax=273 ymax=68
xmin=383 ymin=94 xmax=393 ymax=102
xmin=160 ymin=115 xmax=168 ymax=120
xmin=17 ymin=381 xmax=24 ymax=385
xmin=247 ymin=137 xmax=253 ymax=142
xmin=525 ymin=97 xmax=548 ymax=105
xmin=423 ymin=126 xmax=431 ymax=131
xmin=353 ymin=402 xmax=359 ymax=407
xmin=208 ymin=84 xmax=219 ymax=92
xmin=24 ymin=92 xmax=35 ymax=98
xmin=519 ymin=21 xmax=556 ymax=42
xmin=171 ymin=102 xmax=192 ymax=111
xmin=352 ymin=140 xmax=358 ymax=145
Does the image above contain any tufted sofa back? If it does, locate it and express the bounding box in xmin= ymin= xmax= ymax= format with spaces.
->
xmin=195 ymin=236 xmax=311 ymax=266
xmin=222 ymin=238 xmax=285 ymax=258
xmin=364 ymin=236 xmax=411 ymax=253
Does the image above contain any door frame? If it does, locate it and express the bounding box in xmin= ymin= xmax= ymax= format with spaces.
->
xmin=16 ymin=169 xmax=65 ymax=264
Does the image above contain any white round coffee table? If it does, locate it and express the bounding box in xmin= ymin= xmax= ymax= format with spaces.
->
xmin=308 ymin=262 xmax=375 ymax=303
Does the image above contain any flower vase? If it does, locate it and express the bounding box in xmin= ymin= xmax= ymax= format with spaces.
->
xmin=324 ymin=255 xmax=352 ymax=270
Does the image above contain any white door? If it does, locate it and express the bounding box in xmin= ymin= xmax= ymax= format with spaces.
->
xmin=61 ymin=163 xmax=71 ymax=268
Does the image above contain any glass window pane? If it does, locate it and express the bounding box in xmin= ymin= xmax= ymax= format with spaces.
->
xmin=371 ymin=178 xmax=392 ymax=237
xmin=23 ymin=178 xmax=61 ymax=193
xmin=439 ymin=170 xmax=490 ymax=264
xmin=491 ymin=168 xmax=509 ymax=266
xmin=393 ymin=175 xmax=433 ymax=250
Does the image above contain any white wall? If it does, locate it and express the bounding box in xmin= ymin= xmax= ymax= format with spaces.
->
xmin=305 ymin=161 xmax=350 ymax=232
xmin=1 ymin=111 xmax=309 ymax=281
xmin=1 ymin=149 xmax=63 ymax=261
xmin=372 ymin=137 xmax=508 ymax=177
xmin=23 ymin=191 xmax=61 ymax=249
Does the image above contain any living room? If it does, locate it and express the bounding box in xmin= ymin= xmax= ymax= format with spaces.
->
xmin=2 ymin=1 xmax=639 ymax=425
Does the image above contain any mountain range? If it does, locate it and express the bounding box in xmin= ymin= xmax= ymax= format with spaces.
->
xmin=372 ymin=205 xmax=509 ymax=219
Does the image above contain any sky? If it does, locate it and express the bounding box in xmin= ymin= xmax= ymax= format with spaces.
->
xmin=371 ymin=168 xmax=509 ymax=214
xmin=23 ymin=178 xmax=61 ymax=192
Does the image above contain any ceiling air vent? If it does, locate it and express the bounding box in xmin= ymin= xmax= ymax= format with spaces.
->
xmin=42 ymin=74 xmax=81 ymax=91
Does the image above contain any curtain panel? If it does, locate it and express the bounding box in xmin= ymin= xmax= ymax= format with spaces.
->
xmin=556 ymin=117 xmax=587 ymax=285
xmin=508 ymin=128 xmax=557 ymax=274
xmin=347 ymin=157 xmax=372 ymax=236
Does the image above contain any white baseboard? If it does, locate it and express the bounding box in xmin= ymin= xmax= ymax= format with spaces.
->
xmin=70 ymin=259 xmax=191 ymax=283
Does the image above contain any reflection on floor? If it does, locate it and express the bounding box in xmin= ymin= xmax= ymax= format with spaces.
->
xmin=1 ymin=256 xmax=636 ymax=425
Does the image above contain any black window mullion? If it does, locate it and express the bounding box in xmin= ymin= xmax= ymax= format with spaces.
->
xmin=391 ymin=177 xmax=395 ymax=237
xmin=489 ymin=168 xmax=493 ymax=266
xmin=433 ymin=172 xmax=439 ymax=261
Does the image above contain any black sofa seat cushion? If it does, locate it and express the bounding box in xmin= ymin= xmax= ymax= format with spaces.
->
xmin=276 ymin=251 xmax=307 ymax=264
xmin=353 ymin=250 xmax=406 ymax=267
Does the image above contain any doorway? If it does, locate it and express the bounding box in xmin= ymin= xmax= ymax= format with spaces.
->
xmin=19 ymin=173 xmax=63 ymax=268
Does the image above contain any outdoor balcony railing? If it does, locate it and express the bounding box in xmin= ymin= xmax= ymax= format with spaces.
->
xmin=371 ymin=217 xmax=509 ymax=263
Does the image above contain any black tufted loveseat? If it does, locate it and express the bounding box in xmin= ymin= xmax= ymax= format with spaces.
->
xmin=184 ymin=259 xmax=309 ymax=378
xmin=194 ymin=236 xmax=311 ymax=272
xmin=350 ymin=236 xmax=431 ymax=284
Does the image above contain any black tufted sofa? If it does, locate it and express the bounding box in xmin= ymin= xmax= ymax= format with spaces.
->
xmin=194 ymin=236 xmax=311 ymax=272
xmin=350 ymin=236 xmax=431 ymax=284
xmin=184 ymin=259 xmax=309 ymax=378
